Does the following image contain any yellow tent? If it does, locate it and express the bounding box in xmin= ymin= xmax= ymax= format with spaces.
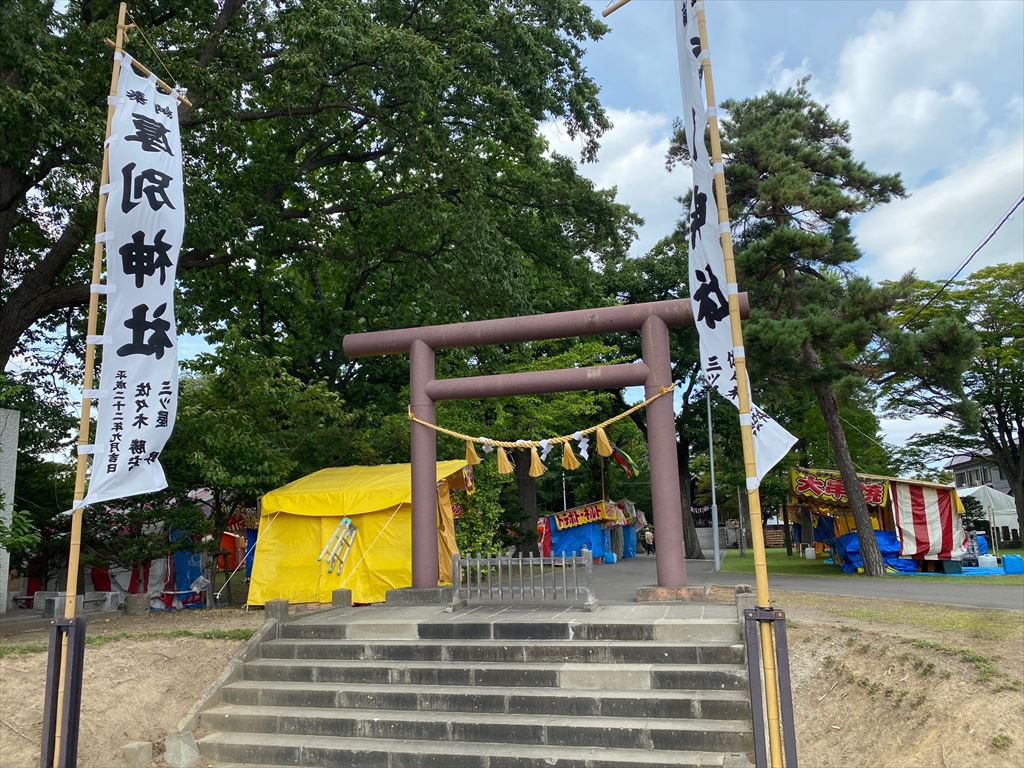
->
xmin=248 ymin=461 xmax=468 ymax=606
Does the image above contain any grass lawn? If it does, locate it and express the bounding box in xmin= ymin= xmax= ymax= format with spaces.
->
xmin=720 ymin=547 xmax=1024 ymax=585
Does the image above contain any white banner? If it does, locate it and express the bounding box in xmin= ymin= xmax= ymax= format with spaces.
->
xmin=84 ymin=54 xmax=183 ymax=506
xmin=675 ymin=1 xmax=796 ymax=482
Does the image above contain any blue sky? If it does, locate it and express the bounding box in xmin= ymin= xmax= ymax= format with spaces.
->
xmin=544 ymin=0 xmax=1024 ymax=447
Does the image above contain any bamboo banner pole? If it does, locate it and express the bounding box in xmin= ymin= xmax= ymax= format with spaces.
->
xmin=102 ymin=37 xmax=193 ymax=108
xmin=695 ymin=4 xmax=786 ymax=767
xmin=52 ymin=4 xmax=129 ymax=764
xmin=601 ymin=0 xmax=634 ymax=18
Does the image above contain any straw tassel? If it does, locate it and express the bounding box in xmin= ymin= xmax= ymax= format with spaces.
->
xmin=465 ymin=440 xmax=482 ymax=466
xmin=496 ymin=447 xmax=515 ymax=475
xmin=561 ymin=442 xmax=581 ymax=471
xmin=529 ymin=446 xmax=547 ymax=478
xmin=596 ymin=426 xmax=613 ymax=457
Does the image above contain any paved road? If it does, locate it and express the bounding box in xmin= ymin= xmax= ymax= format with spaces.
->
xmin=594 ymin=554 xmax=1024 ymax=610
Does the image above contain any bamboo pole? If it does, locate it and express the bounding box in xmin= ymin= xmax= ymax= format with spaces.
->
xmin=52 ymin=5 xmax=129 ymax=764
xmin=601 ymin=0 xmax=634 ymax=18
xmin=695 ymin=6 xmax=786 ymax=766
xmin=103 ymin=38 xmax=193 ymax=107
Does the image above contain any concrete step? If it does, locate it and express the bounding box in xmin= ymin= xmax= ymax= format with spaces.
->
xmin=259 ymin=638 xmax=744 ymax=664
xmin=201 ymin=704 xmax=753 ymax=752
xmin=279 ymin=618 xmax=739 ymax=643
xmin=199 ymin=732 xmax=754 ymax=767
xmin=241 ymin=658 xmax=749 ymax=690
xmin=221 ymin=680 xmax=751 ymax=720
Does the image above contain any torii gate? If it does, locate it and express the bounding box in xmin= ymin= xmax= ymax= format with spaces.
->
xmin=342 ymin=295 xmax=747 ymax=592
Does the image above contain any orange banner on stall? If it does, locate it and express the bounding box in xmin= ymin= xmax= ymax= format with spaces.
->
xmin=790 ymin=469 xmax=888 ymax=507
xmin=552 ymin=501 xmax=613 ymax=531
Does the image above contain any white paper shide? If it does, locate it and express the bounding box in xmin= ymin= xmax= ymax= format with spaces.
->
xmin=674 ymin=0 xmax=796 ymax=482
xmin=84 ymin=56 xmax=183 ymax=506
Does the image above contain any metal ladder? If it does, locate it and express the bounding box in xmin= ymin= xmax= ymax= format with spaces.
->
xmin=318 ymin=517 xmax=357 ymax=575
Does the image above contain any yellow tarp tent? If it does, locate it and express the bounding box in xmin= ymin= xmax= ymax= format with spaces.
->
xmin=248 ymin=461 xmax=467 ymax=606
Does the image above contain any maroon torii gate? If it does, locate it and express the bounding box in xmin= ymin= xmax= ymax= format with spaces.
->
xmin=343 ymin=296 xmax=748 ymax=592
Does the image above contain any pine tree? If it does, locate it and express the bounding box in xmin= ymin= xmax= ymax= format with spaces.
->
xmin=708 ymin=81 xmax=971 ymax=576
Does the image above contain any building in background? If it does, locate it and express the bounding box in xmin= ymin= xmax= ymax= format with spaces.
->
xmin=946 ymin=451 xmax=1012 ymax=495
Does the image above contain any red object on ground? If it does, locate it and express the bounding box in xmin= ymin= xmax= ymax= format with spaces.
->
xmin=89 ymin=566 xmax=112 ymax=592
xmin=537 ymin=517 xmax=552 ymax=557
xmin=219 ymin=533 xmax=239 ymax=571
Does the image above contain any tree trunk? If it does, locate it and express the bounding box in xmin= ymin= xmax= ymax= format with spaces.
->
xmin=513 ymin=452 xmax=538 ymax=555
xmin=799 ymin=338 xmax=885 ymax=575
xmin=676 ymin=431 xmax=705 ymax=560
xmin=810 ymin=379 xmax=885 ymax=575
xmin=1008 ymin=475 xmax=1024 ymax=542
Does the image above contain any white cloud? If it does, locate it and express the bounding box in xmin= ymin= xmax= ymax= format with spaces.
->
xmin=765 ymin=53 xmax=811 ymax=93
xmin=541 ymin=109 xmax=689 ymax=255
xmin=856 ymin=134 xmax=1024 ymax=280
xmin=825 ymin=1 xmax=1023 ymax=184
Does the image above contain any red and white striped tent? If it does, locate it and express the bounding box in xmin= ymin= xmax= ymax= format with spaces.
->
xmin=890 ymin=481 xmax=967 ymax=561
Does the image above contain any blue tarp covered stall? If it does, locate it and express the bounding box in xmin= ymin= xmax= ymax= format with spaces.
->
xmin=550 ymin=521 xmax=606 ymax=559
xmin=833 ymin=530 xmax=917 ymax=573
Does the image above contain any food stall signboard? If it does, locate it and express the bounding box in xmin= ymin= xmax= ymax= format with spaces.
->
xmin=790 ymin=469 xmax=888 ymax=507
xmin=553 ymin=501 xmax=613 ymax=531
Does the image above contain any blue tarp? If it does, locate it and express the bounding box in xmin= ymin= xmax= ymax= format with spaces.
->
xmin=814 ymin=516 xmax=840 ymax=550
xmin=898 ymin=566 xmax=1004 ymax=577
xmin=550 ymin=520 xmax=606 ymax=560
xmin=246 ymin=529 xmax=258 ymax=578
xmin=833 ymin=530 xmax=917 ymax=574
xmin=622 ymin=525 xmax=637 ymax=559
xmin=976 ymin=534 xmax=989 ymax=555
xmin=167 ymin=529 xmax=205 ymax=609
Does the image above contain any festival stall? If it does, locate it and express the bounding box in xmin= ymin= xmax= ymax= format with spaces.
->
xmin=959 ymin=485 xmax=1019 ymax=552
xmin=248 ymin=461 xmax=470 ymax=605
xmin=790 ymin=468 xmax=967 ymax=573
xmin=540 ymin=499 xmax=640 ymax=563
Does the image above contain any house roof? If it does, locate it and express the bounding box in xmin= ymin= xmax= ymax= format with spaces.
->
xmin=944 ymin=449 xmax=994 ymax=469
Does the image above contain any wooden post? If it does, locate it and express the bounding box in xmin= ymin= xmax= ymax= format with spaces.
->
xmin=696 ymin=6 xmax=786 ymax=766
xmin=52 ymin=5 xmax=128 ymax=763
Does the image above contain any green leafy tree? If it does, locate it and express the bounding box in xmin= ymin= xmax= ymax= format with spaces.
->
xmin=707 ymin=82 xmax=974 ymax=575
xmin=0 ymin=508 xmax=41 ymax=572
xmin=601 ymin=231 xmax=707 ymax=558
xmin=159 ymin=331 xmax=357 ymax=542
xmin=435 ymin=339 xmax=633 ymax=552
xmin=0 ymin=375 xmax=76 ymax=585
xmin=887 ymin=263 xmax=1023 ymax=532
xmin=1 ymin=0 xmax=633 ymax=395
xmin=452 ymin=461 xmax=510 ymax=556
xmin=81 ymin=495 xmax=206 ymax=587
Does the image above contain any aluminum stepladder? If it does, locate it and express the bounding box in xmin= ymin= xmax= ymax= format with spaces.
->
xmin=318 ymin=517 xmax=357 ymax=575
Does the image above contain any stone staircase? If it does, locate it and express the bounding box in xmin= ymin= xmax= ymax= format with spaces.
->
xmin=196 ymin=605 xmax=754 ymax=767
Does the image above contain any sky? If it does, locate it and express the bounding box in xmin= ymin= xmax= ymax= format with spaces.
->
xmin=547 ymin=0 xmax=1024 ymax=448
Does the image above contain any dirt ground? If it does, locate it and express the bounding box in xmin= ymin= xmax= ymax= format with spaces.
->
xmin=777 ymin=591 xmax=1024 ymax=768
xmin=1 ymin=596 xmax=1022 ymax=768
xmin=0 ymin=608 xmax=264 ymax=768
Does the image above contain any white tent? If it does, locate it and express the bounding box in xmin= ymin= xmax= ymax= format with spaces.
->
xmin=960 ymin=485 xmax=1019 ymax=553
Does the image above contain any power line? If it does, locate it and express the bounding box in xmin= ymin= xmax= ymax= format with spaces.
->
xmin=900 ymin=192 xmax=1024 ymax=329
